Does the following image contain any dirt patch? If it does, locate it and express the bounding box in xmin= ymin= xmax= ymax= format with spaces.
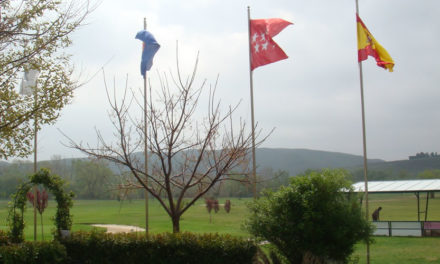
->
xmin=91 ymin=224 xmax=145 ymax=234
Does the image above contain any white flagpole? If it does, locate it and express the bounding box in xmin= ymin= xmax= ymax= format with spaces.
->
xmin=355 ymin=1 xmax=370 ymax=263
xmin=143 ymin=17 xmax=149 ymax=235
xmin=247 ymin=6 xmax=257 ymax=199
xmin=33 ymin=83 xmax=38 ymax=241
xmin=21 ymin=69 xmax=40 ymax=240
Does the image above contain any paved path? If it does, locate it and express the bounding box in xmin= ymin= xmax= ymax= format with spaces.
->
xmin=91 ymin=224 xmax=145 ymax=234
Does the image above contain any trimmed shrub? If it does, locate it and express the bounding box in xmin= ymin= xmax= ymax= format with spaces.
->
xmin=61 ymin=230 xmax=257 ymax=264
xmin=0 ymin=241 xmax=67 ymax=264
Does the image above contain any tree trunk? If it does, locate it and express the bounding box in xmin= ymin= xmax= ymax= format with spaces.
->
xmin=172 ymin=215 xmax=180 ymax=233
xmin=302 ymin=252 xmax=326 ymax=264
xmin=40 ymin=213 xmax=44 ymax=241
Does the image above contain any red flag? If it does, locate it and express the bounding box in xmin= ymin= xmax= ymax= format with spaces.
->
xmin=250 ymin=18 xmax=292 ymax=70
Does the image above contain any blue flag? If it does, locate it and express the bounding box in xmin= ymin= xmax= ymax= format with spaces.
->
xmin=135 ymin=30 xmax=160 ymax=77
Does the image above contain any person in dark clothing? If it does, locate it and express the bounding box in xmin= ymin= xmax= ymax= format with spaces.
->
xmin=372 ymin=206 xmax=382 ymax=221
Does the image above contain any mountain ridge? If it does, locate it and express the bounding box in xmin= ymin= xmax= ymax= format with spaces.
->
xmin=3 ymin=148 xmax=439 ymax=180
xmin=255 ymin=147 xmax=384 ymax=176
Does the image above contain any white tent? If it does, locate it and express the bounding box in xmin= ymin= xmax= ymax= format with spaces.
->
xmin=352 ymin=179 xmax=440 ymax=221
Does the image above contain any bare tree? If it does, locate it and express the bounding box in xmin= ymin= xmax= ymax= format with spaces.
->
xmin=67 ymin=51 xmax=264 ymax=233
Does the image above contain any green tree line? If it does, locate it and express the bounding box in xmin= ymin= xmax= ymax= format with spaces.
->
xmin=0 ymin=159 xmax=130 ymax=200
xmin=1 ymin=159 xmax=439 ymax=200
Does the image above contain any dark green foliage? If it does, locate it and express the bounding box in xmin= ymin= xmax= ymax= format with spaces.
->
xmin=7 ymin=168 xmax=74 ymax=242
xmin=245 ymin=169 xmax=372 ymax=264
xmin=61 ymin=231 xmax=257 ymax=264
xmin=0 ymin=231 xmax=9 ymax=246
xmin=0 ymin=241 xmax=67 ymax=264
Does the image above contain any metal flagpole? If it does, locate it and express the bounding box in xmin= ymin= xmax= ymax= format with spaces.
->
xmin=355 ymin=1 xmax=370 ymax=263
xmin=247 ymin=6 xmax=257 ymax=199
xmin=33 ymin=81 xmax=38 ymax=241
xmin=143 ymin=17 xmax=149 ymax=235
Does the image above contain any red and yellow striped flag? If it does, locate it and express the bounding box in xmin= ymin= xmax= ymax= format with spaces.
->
xmin=356 ymin=14 xmax=394 ymax=72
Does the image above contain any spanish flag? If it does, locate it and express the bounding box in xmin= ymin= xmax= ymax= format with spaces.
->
xmin=357 ymin=14 xmax=394 ymax=72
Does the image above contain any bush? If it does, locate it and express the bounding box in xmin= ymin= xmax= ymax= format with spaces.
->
xmin=0 ymin=241 xmax=67 ymax=264
xmin=61 ymin=230 xmax=257 ymax=264
xmin=245 ymin=169 xmax=372 ymax=264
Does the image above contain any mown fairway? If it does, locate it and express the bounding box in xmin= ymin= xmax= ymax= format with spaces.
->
xmin=1 ymin=193 xmax=440 ymax=263
xmin=353 ymin=236 xmax=440 ymax=264
xmin=367 ymin=193 xmax=439 ymax=221
xmin=352 ymin=193 xmax=440 ymax=263
xmin=0 ymin=198 xmax=251 ymax=239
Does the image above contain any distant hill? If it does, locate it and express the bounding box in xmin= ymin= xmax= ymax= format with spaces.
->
xmin=3 ymin=148 xmax=439 ymax=199
xmin=255 ymin=148 xmax=384 ymax=176
xmin=103 ymin=148 xmax=385 ymax=176
xmin=367 ymin=158 xmax=440 ymax=173
xmin=2 ymin=148 xmax=440 ymax=180
xmin=350 ymin=158 xmax=440 ymax=180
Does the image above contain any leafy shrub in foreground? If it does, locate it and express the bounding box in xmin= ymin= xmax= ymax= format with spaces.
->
xmin=245 ymin=169 xmax=373 ymax=264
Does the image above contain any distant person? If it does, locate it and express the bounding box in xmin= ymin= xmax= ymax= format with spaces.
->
xmin=372 ymin=207 xmax=382 ymax=221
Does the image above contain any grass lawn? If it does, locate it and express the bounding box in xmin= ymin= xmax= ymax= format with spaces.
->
xmin=1 ymin=193 xmax=440 ymax=263
xmin=366 ymin=193 xmax=439 ymax=221
xmin=0 ymin=198 xmax=251 ymax=240
xmin=353 ymin=236 xmax=440 ymax=264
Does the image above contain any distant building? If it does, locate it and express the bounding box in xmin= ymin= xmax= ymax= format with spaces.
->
xmin=409 ymin=152 xmax=440 ymax=160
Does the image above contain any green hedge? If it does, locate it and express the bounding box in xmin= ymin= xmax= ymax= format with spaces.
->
xmin=61 ymin=231 xmax=257 ymax=264
xmin=0 ymin=231 xmax=256 ymax=264
xmin=0 ymin=241 xmax=67 ymax=264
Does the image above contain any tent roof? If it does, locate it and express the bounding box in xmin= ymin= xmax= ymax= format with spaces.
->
xmin=352 ymin=179 xmax=440 ymax=193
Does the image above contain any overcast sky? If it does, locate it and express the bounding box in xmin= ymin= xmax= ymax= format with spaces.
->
xmin=23 ymin=0 xmax=440 ymax=162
